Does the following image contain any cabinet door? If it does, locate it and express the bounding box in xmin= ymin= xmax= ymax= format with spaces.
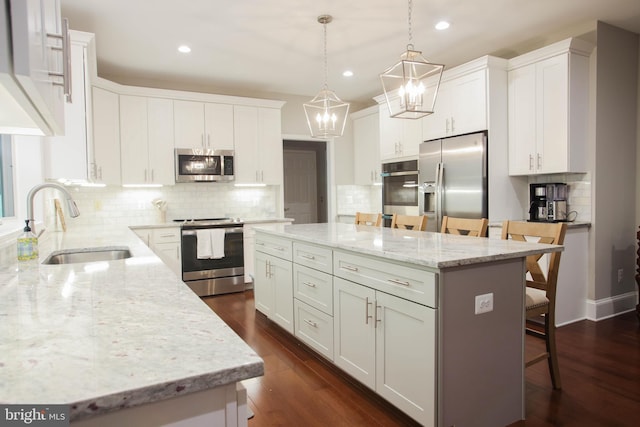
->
xmin=120 ymin=95 xmax=149 ymax=184
xmin=422 ymin=80 xmax=452 ymax=141
xmin=258 ymin=107 xmax=283 ymax=185
xmin=508 ymin=64 xmax=537 ymax=175
xmin=204 ymin=103 xmax=234 ymax=150
xmin=44 ymin=39 xmax=88 ymax=181
xmin=91 ymin=87 xmax=121 ymax=185
xmin=450 ymin=69 xmax=487 ymax=136
xmin=401 ymin=118 xmax=422 ymax=157
xmin=154 ymin=242 xmax=181 ymax=276
xmin=333 ymin=277 xmax=376 ymax=389
xmin=233 ymin=105 xmax=259 ymax=182
xmin=375 ymin=291 xmax=436 ymax=427
xmin=537 ymin=54 xmax=568 ymax=174
xmin=147 ymin=98 xmax=175 ymax=184
xmin=254 ymin=251 xmax=274 ymax=317
xmin=271 ymin=255 xmax=294 ymax=333
xmin=378 ymin=104 xmax=402 ymax=161
xmin=174 ymin=100 xmax=205 ymax=149
xmin=353 ymin=111 xmax=380 ymax=185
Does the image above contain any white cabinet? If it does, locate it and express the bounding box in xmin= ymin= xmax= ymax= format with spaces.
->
xmin=243 ymin=221 xmax=292 ymax=283
xmin=254 ymin=234 xmax=293 ymax=332
xmin=0 ymin=0 xmax=68 ymax=136
xmin=333 ymin=277 xmax=436 ymax=426
xmin=173 ymin=100 xmax=234 ymax=150
xmin=120 ymin=95 xmax=175 ymax=185
xmin=351 ymin=106 xmax=381 ymax=185
xmin=378 ymin=104 xmax=422 ymax=161
xmin=133 ymin=227 xmax=181 ymax=276
xmin=422 ymin=68 xmax=487 ymax=140
xmin=91 ymin=86 xmax=121 ymax=185
xmin=234 ymin=106 xmax=283 ymax=184
xmin=508 ymin=38 xmax=592 ymax=175
xmin=43 ymin=31 xmax=94 ymax=182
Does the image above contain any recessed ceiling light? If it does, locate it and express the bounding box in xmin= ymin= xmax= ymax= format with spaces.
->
xmin=435 ymin=21 xmax=450 ymax=30
xmin=178 ymin=45 xmax=191 ymax=53
xmin=343 ymin=70 xmax=354 ymax=77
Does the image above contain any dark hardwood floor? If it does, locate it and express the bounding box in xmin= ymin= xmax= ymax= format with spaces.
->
xmin=202 ymin=291 xmax=640 ymax=427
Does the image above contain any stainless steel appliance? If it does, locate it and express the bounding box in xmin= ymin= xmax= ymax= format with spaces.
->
xmin=418 ymin=131 xmax=488 ymax=233
xmin=178 ymin=218 xmax=245 ymax=296
xmin=381 ymin=159 xmax=419 ymax=226
xmin=528 ymin=183 xmax=568 ymax=222
xmin=175 ymin=148 xmax=234 ymax=183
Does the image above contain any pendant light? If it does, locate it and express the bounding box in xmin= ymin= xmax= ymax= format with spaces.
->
xmin=380 ymin=0 xmax=444 ymax=119
xmin=303 ymin=15 xmax=350 ymax=138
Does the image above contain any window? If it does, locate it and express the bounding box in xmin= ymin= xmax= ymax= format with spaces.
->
xmin=0 ymin=135 xmax=15 ymax=218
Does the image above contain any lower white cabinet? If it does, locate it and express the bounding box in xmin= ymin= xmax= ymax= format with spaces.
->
xmin=333 ymin=277 xmax=436 ymax=426
xmin=254 ymin=234 xmax=294 ymax=333
xmin=132 ymin=227 xmax=181 ymax=276
xmin=293 ymin=299 xmax=334 ymax=360
xmin=243 ymin=222 xmax=292 ymax=283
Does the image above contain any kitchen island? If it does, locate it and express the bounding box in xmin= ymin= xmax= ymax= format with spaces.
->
xmin=253 ymin=222 xmax=563 ymax=427
xmin=0 ymin=225 xmax=263 ymax=426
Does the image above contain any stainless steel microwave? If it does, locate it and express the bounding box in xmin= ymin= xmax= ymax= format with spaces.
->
xmin=175 ymin=148 xmax=234 ymax=183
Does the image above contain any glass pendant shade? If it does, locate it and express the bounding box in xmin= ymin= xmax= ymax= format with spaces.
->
xmin=380 ymin=47 xmax=444 ymax=119
xmin=304 ymin=88 xmax=350 ymax=138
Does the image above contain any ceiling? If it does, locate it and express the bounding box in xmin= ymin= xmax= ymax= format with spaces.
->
xmin=61 ymin=0 xmax=640 ymax=105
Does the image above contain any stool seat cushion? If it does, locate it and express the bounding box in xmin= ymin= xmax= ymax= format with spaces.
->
xmin=526 ymin=286 xmax=549 ymax=311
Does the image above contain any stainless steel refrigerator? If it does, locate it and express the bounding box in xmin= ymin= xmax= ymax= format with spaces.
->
xmin=418 ymin=131 xmax=488 ymax=233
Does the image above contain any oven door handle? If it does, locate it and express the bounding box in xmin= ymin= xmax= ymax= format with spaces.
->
xmin=181 ymin=227 xmax=244 ymax=236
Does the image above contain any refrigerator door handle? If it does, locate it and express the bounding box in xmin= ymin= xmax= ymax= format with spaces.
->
xmin=435 ymin=162 xmax=444 ymax=230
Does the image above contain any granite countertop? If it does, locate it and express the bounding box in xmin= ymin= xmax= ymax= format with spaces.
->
xmin=0 ymin=225 xmax=263 ymax=421
xmin=254 ymin=222 xmax=563 ymax=269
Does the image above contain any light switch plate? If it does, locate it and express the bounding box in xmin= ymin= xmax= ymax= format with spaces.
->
xmin=475 ymin=293 xmax=494 ymax=314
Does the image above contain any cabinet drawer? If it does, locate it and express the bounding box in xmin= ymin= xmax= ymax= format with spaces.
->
xmin=294 ymin=299 xmax=334 ymax=361
xmin=333 ymin=250 xmax=437 ymax=308
xmin=152 ymin=227 xmax=181 ymax=244
xmin=293 ymin=264 xmax=333 ymax=315
xmin=293 ymin=242 xmax=332 ymax=273
xmin=255 ymin=233 xmax=292 ymax=261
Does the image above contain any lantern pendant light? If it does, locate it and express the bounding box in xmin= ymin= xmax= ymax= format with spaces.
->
xmin=304 ymin=15 xmax=350 ymax=138
xmin=380 ymin=0 xmax=445 ymax=119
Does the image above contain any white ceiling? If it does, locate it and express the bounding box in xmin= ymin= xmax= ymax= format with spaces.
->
xmin=61 ymin=0 xmax=640 ymax=105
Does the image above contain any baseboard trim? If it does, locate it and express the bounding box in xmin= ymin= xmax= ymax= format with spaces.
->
xmin=586 ymin=291 xmax=638 ymax=321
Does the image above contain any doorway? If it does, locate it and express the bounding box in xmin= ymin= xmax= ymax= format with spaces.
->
xmin=283 ymin=140 xmax=327 ymax=224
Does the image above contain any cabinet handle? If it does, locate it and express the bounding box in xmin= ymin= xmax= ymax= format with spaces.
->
xmin=446 ymin=118 xmax=450 ymax=134
xmin=341 ymin=264 xmax=359 ymax=272
xmin=375 ymin=303 xmax=382 ymax=328
xmin=201 ymin=134 xmax=205 ymax=148
xmin=47 ymin=18 xmax=72 ymax=102
xmin=151 ymin=169 xmax=155 ymax=182
xmin=304 ymin=319 xmax=318 ymax=328
xmin=450 ymin=117 xmax=455 ymax=133
xmin=365 ymin=297 xmax=373 ymax=325
xmin=300 ymin=254 xmax=315 ymax=260
xmin=207 ymin=134 xmax=211 ymax=148
xmin=159 ymin=233 xmax=175 ymax=238
xmin=144 ymin=169 xmax=148 ymax=182
xmin=256 ymin=242 xmax=265 ymax=246
xmin=388 ymin=278 xmax=411 ymax=287
xmin=273 ymin=246 xmax=285 ymax=252
xmin=98 ymin=166 xmax=103 ymax=180
xmin=537 ymin=153 xmax=542 ymax=170
xmin=265 ymin=260 xmax=270 ymax=278
xmin=261 ymin=170 xmax=264 ymax=182
xmin=303 ymin=281 xmax=316 ymax=288
xmin=529 ymin=154 xmax=534 ymax=171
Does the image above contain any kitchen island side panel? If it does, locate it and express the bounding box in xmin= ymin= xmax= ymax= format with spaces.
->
xmin=439 ymin=258 xmax=525 ymax=427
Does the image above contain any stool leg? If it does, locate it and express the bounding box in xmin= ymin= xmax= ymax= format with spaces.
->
xmin=545 ymin=314 xmax=562 ymax=390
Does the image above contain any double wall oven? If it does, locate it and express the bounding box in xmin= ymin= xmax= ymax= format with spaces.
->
xmin=177 ymin=218 xmax=245 ymax=296
xmin=381 ymin=159 xmax=419 ymax=227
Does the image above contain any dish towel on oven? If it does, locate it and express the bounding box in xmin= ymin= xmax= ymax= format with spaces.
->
xmin=196 ymin=229 xmax=226 ymax=259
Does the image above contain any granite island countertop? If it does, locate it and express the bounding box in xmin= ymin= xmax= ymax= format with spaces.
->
xmin=253 ymin=222 xmax=563 ymax=269
xmin=0 ymin=225 xmax=263 ymax=422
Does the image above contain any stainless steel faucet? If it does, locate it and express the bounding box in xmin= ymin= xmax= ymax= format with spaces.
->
xmin=27 ymin=183 xmax=80 ymax=234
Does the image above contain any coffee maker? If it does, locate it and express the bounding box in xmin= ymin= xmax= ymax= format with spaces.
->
xmin=529 ymin=183 xmax=568 ymax=222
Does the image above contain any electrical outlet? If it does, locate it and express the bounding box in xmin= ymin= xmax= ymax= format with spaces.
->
xmin=475 ymin=293 xmax=494 ymax=315
xmin=617 ymin=268 xmax=624 ymax=283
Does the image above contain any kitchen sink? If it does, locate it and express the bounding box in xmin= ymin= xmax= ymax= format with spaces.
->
xmin=42 ymin=247 xmax=132 ymax=265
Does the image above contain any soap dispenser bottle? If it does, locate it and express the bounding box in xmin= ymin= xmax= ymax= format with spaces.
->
xmin=17 ymin=220 xmax=38 ymax=261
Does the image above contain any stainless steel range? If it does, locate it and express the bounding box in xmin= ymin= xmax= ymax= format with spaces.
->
xmin=176 ymin=218 xmax=245 ymax=296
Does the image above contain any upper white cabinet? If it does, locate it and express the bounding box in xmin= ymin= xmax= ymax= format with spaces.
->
xmin=173 ymin=101 xmax=234 ymax=150
xmin=91 ymin=85 xmax=121 ymax=185
xmin=43 ymin=31 xmax=94 ymax=182
xmin=422 ymin=68 xmax=487 ymax=141
xmin=234 ymin=105 xmax=283 ymax=184
xmin=377 ymin=102 xmax=422 ymax=161
xmin=508 ymin=38 xmax=592 ymax=175
xmin=0 ymin=0 xmax=69 ymax=136
xmin=120 ymin=95 xmax=175 ymax=185
xmin=351 ymin=106 xmax=381 ymax=185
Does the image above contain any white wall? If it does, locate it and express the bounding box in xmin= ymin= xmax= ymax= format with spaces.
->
xmin=591 ymin=22 xmax=639 ymax=313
